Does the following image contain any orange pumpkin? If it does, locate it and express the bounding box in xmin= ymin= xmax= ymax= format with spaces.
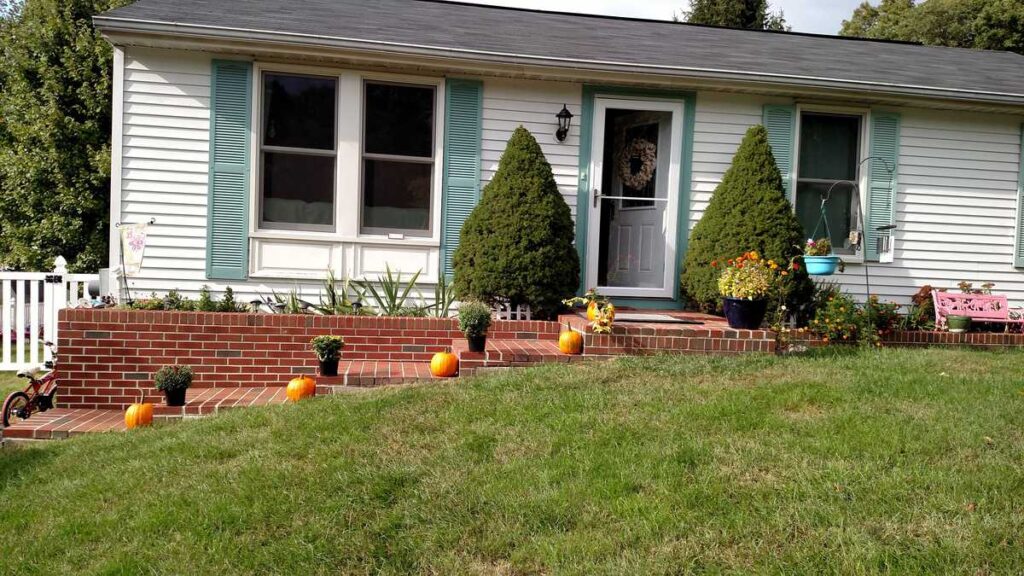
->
xmin=124 ymin=402 xmax=154 ymax=430
xmin=286 ymin=374 xmax=317 ymax=402
xmin=558 ymin=323 xmax=583 ymax=355
xmin=430 ymin=350 xmax=459 ymax=378
xmin=586 ymin=301 xmax=598 ymax=321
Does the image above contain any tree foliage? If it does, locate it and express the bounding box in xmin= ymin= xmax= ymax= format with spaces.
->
xmin=0 ymin=0 xmax=130 ymax=272
xmin=679 ymin=0 xmax=789 ymax=31
xmin=840 ymin=0 xmax=1024 ymax=54
xmin=681 ymin=125 xmax=811 ymax=313
xmin=453 ymin=127 xmax=580 ymax=320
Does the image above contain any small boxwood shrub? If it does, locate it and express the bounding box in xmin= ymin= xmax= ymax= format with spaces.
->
xmin=154 ymin=365 xmax=194 ymax=393
xmin=310 ymin=336 xmax=344 ymax=362
xmin=453 ymin=127 xmax=579 ymax=319
xmin=681 ymin=125 xmax=812 ymax=313
xmin=458 ymin=301 xmax=492 ymax=337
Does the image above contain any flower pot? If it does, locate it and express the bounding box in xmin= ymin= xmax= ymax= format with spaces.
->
xmin=947 ymin=315 xmax=972 ymax=333
xmin=467 ymin=334 xmax=487 ymax=353
xmin=722 ymin=297 xmax=769 ymax=330
xmin=163 ymin=388 xmax=187 ymax=407
xmin=804 ymin=255 xmax=841 ymax=276
xmin=319 ymin=358 xmax=339 ymax=377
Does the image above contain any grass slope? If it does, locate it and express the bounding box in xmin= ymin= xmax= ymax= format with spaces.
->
xmin=0 ymin=372 xmax=23 ymax=399
xmin=2 ymin=349 xmax=1023 ymax=575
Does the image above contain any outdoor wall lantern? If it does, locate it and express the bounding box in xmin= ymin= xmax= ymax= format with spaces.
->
xmin=555 ymin=104 xmax=573 ymax=142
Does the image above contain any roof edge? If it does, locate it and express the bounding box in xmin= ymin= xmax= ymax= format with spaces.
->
xmin=93 ymin=16 xmax=1024 ymax=107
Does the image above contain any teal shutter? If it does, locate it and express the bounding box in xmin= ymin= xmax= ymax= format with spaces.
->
xmin=206 ymin=60 xmax=252 ymax=280
xmin=1015 ymin=124 xmax=1024 ymax=268
xmin=763 ymin=105 xmax=796 ymax=202
xmin=865 ymin=112 xmax=901 ymax=262
xmin=440 ymin=79 xmax=483 ymax=278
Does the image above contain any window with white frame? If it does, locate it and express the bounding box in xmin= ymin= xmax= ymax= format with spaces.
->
xmin=795 ymin=112 xmax=863 ymax=254
xmin=361 ymin=81 xmax=436 ymax=236
xmin=259 ymin=72 xmax=338 ymax=231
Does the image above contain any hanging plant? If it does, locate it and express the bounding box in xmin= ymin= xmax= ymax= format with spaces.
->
xmin=617 ymin=138 xmax=657 ymax=190
xmin=802 ymin=238 xmax=844 ymax=276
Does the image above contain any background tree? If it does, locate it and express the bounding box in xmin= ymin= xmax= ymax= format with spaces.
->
xmin=678 ymin=0 xmax=789 ymax=31
xmin=681 ymin=125 xmax=811 ymax=314
xmin=453 ymin=127 xmax=579 ymax=320
xmin=0 ymin=0 xmax=130 ymax=272
xmin=840 ymin=0 xmax=1024 ymax=54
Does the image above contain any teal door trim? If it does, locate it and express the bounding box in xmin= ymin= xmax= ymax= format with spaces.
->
xmin=574 ymin=85 xmax=697 ymax=310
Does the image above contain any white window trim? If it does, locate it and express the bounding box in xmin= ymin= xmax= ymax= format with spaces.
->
xmin=256 ymin=69 xmax=340 ymax=233
xmin=358 ymin=75 xmax=444 ymax=238
xmin=793 ymin=103 xmax=872 ymax=264
xmin=247 ymin=62 xmax=445 ymax=247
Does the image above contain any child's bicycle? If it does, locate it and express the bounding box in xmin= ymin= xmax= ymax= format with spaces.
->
xmin=2 ymin=342 xmax=59 ymax=428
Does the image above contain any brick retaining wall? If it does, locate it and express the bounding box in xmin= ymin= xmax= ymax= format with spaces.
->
xmin=58 ymin=308 xmax=559 ymax=409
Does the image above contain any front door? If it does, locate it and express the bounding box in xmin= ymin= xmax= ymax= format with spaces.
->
xmin=586 ymin=98 xmax=684 ymax=299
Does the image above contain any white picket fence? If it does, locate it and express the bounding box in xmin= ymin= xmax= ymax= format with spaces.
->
xmin=0 ymin=257 xmax=99 ymax=371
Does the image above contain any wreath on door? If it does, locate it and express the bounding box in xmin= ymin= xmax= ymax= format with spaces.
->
xmin=617 ymin=137 xmax=657 ymax=190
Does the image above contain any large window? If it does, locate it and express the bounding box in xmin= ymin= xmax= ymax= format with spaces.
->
xmin=796 ymin=113 xmax=862 ymax=254
xmin=259 ymin=73 xmax=337 ymax=231
xmin=361 ymin=82 xmax=436 ymax=235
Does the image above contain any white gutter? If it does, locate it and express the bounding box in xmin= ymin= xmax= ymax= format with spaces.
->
xmin=93 ymin=16 xmax=1024 ymax=107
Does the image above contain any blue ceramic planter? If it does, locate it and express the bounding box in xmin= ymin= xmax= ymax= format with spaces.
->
xmin=804 ymin=255 xmax=840 ymax=276
xmin=722 ymin=297 xmax=768 ymax=330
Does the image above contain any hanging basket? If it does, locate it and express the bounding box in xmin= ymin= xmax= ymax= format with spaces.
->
xmin=804 ymin=255 xmax=841 ymax=276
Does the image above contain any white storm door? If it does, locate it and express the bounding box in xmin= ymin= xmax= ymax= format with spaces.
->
xmin=586 ymin=98 xmax=684 ymax=299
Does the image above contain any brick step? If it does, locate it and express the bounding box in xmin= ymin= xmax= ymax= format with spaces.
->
xmin=145 ymin=387 xmax=289 ymax=418
xmin=453 ymin=338 xmax=589 ymax=375
xmin=559 ymin=312 xmax=775 ymax=355
xmin=1 ymin=408 xmax=126 ymax=441
xmin=315 ymin=360 xmax=439 ymax=393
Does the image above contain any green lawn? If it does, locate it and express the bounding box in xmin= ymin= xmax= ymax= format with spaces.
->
xmin=2 ymin=348 xmax=1023 ymax=575
xmin=0 ymin=371 xmax=23 ymax=399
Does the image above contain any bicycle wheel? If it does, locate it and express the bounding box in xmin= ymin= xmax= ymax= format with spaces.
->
xmin=2 ymin=392 xmax=30 ymax=428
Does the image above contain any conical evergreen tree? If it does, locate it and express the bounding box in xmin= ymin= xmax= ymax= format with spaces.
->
xmin=453 ymin=127 xmax=579 ymax=319
xmin=681 ymin=125 xmax=811 ymax=312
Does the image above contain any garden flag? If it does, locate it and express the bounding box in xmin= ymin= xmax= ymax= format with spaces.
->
xmin=120 ymin=223 xmax=149 ymax=277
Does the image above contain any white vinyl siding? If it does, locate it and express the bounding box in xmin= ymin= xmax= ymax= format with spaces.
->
xmin=120 ymin=48 xmax=211 ymax=285
xmin=113 ymin=47 xmax=1024 ymax=307
xmin=481 ymin=78 xmax=582 ymax=218
xmin=846 ymin=110 xmax=1022 ymax=301
xmin=690 ymin=93 xmax=767 ymax=231
xmin=690 ymin=93 xmax=1024 ymax=304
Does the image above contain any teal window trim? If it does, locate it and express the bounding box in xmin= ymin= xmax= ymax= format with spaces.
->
xmin=575 ymin=85 xmax=696 ymax=309
xmin=440 ymin=78 xmax=484 ymax=278
xmin=865 ymin=110 xmax=901 ymax=262
xmin=207 ymin=59 xmax=253 ymax=280
xmin=762 ymin=105 xmax=797 ymax=203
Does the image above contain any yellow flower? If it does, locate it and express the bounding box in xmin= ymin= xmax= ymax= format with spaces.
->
xmin=749 ymin=251 xmax=759 ymax=260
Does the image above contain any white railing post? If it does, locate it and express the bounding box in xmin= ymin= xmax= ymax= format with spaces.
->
xmin=1 ymin=279 xmax=10 ymax=368
xmin=0 ymin=257 xmax=96 ymax=370
xmin=48 ymin=256 xmax=68 ymax=364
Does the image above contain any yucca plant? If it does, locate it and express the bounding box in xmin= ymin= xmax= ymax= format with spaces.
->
xmin=427 ymin=273 xmax=457 ymax=318
xmin=256 ymin=289 xmax=311 ymax=314
xmin=357 ymin=265 xmax=426 ymax=317
xmin=315 ymin=270 xmax=371 ymax=316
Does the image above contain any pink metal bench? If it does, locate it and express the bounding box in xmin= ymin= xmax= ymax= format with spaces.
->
xmin=932 ymin=292 xmax=1024 ymax=329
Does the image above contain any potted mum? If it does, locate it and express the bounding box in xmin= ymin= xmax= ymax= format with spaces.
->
xmin=154 ymin=365 xmax=193 ymax=407
xmin=311 ymin=335 xmax=344 ymax=377
xmin=715 ymin=251 xmax=778 ymax=329
xmin=803 ymin=238 xmax=842 ymax=276
xmin=458 ymin=301 xmax=492 ymax=353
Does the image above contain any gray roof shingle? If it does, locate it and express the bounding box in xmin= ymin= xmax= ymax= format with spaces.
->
xmin=95 ymin=0 xmax=1024 ymax=104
